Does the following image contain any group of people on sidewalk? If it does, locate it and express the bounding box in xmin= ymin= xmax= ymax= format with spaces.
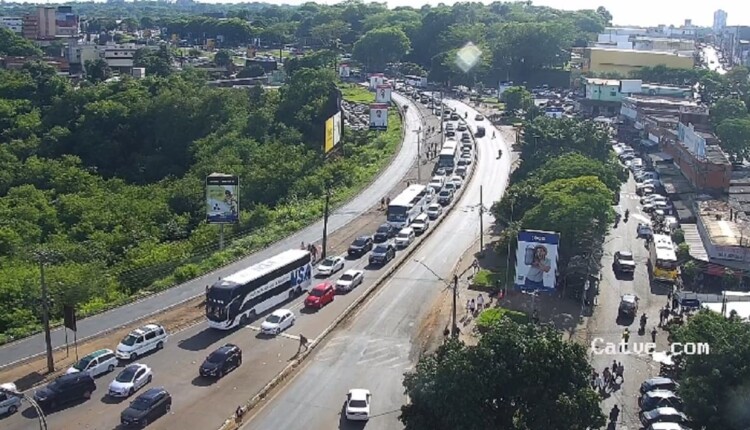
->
xmin=300 ymin=242 xmax=320 ymax=262
xmin=592 ymin=361 xmax=625 ymax=395
xmin=466 ymin=293 xmax=488 ymax=316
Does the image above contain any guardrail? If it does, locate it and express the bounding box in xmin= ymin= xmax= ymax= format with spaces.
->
xmin=217 ymin=100 xmax=481 ymax=430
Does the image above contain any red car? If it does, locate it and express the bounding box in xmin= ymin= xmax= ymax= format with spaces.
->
xmin=304 ymin=282 xmax=335 ymax=308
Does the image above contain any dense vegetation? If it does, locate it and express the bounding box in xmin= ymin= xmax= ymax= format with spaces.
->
xmin=0 ymin=27 xmax=404 ymax=342
xmin=670 ymin=310 xmax=750 ymax=429
xmin=491 ymin=99 xmax=626 ymax=291
xmin=401 ymin=319 xmax=605 ymax=429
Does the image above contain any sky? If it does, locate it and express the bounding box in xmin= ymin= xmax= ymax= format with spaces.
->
xmin=254 ymin=0 xmax=749 ymax=28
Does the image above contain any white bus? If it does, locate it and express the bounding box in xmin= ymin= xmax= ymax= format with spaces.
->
xmin=438 ymin=141 xmax=458 ymax=168
xmin=206 ymin=249 xmax=312 ymax=330
xmin=405 ymin=75 xmax=428 ymax=88
xmin=648 ymin=234 xmax=679 ymax=283
xmin=387 ymin=184 xmax=429 ymax=228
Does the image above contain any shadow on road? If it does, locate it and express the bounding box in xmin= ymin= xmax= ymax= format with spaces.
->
xmin=338 ymin=403 xmax=367 ymax=430
xmin=178 ymin=328 xmax=230 ymax=352
xmin=101 ymin=394 xmax=128 ymax=405
xmin=191 ymin=375 xmax=216 ymax=387
xmin=616 ymin=314 xmax=636 ymax=327
xmin=12 ymin=371 xmax=46 ymax=392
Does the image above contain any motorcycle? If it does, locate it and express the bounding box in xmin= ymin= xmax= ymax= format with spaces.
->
xmin=624 ymin=209 xmax=629 ymax=222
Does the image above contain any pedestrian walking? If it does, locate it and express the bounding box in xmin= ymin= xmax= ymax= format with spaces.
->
xmin=380 ymin=197 xmax=385 ymax=210
xmin=611 ymin=360 xmax=618 ymax=376
xmin=651 ymin=327 xmax=657 ymax=343
xmin=297 ymin=334 xmax=309 ymax=354
xmin=469 ymin=299 xmax=476 ymax=315
xmin=602 ymin=367 xmax=612 ymax=389
xmin=466 ymin=298 xmax=471 ymax=315
xmin=386 ymin=197 xmax=391 ymax=206
xmin=622 ymin=328 xmax=630 ymax=351
xmin=472 ymin=259 xmax=480 ymax=274
xmin=595 ymin=374 xmax=604 ymax=394
xmin=300 ymin=241 xmax=306 ymax=250
xmin=615 ymin=362 xmax=624 ymax=383
xmin=609 ymin=405 xmax=620 ymax=423
xmin=406 ymin=180 xmax=411 ymax=187
xmin=205 ymin=284 xmax=210 ymax=294
xmin=672 ymin=295 xmax=679 ymax=310
xmin=476 ymin=294 xmax=485 ymax=311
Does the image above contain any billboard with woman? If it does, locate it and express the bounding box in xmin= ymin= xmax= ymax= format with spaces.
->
xmin=514 ymin=230 xmax=560 ymax=291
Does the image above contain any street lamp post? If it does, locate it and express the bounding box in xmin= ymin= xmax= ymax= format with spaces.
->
xmin=413 ymin=127 xmax=422 ymax=184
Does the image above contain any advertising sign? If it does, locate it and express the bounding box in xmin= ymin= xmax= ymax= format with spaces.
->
xmin=498 ymin=81 xmax=513 ymax=99
xmin=324 ymin=111 xmax=342 ymax=154
xmin=369 ymin=73 xmax=385 ymax=90
xmin=376 ymin=84 xmax=392 ymax=103
xmin=544 ymin=107 xmax=564 ymax=118
xmin=678 ymin=122 xmax=706 ymax=158
xmin=514 ymin=230 xmax=560 ymax=291
xmin=206 ymin=174 xmax=239 ymax=224
xmin=369 ymin=104 xmax=388 ymax=131
xmin=339 ymin=64 xmax=350 ymax=78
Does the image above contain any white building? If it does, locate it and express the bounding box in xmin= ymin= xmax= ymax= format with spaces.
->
xmin=100 ymin=43 xmax=140 ymax=71
xmin=713 ymin=9 xmax=728 ymax=33
xmin=0 ymin=16 xmax=23 ymax=34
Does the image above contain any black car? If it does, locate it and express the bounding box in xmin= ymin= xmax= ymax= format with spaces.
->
xmin=639 ymin=390 xmax=683 ymax=412
xmin=348 ymin=235 xmax=374 ymax=257
xmin=373 ymin=223 xmax=397 ymax=243
xmin=369 ymin=242 xmax=396 ymax=266
xmin=437 ymin=189 xmax=454 ymax=206
xmin=200 ymin=343 xmax=242 ymax=378
xmin=34 ymin=372 xmax=96 ymax=411
xmin=121 ymin=387 xmax=172 ymax=427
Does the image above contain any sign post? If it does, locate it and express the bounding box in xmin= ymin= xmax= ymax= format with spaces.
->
xmin=206 ymin=173 xmax=240 ymax=250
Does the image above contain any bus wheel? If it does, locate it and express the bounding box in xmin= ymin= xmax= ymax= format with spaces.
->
xmin=239 ymin=314 xmax=248 ymax=326
xmin=288 ymin=290 xmax=295 ymax=300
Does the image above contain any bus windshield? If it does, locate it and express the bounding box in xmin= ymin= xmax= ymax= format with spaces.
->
xmin=206 ymin=305 xmax=227 ymax=321
xmin=656 ymin=259 xmax=677 ymax=270
xmin=387 ymin=206 xmax=408 ymax=222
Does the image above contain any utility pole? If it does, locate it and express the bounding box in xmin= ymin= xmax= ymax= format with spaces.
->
xmin=414 ymin=127 xmax=422 ymax=184
xmin=321 ymin=184 xmax=331 ymax=259
xmin=479 ymin=185 xmax=484 ymax=254
xmin=33 ymin=250 xmax=56 ymax=374
xmin=504 ymin=199 xmax=515 ymax=291
xmin=452 ymin=274 xmax=458 ymax=337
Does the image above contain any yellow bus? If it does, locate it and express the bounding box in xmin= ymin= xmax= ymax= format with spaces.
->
xmin=648 ymin=234 xmax=679 ymax=283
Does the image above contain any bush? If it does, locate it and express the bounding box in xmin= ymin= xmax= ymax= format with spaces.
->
xmin=475 ymin=307 xmax=528 ymax=333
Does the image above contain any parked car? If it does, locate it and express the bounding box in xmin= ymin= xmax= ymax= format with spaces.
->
xmin=638 ymin=222 xmax=654 ymax=237
xmin=639 ymin=390 xmax=683 ymax=412
xmin=426 ymin=203 xmax=443 ymax=220
xmin=67 ymin=349 xmax=119 ymax=377
xmin=374 ymin=223 xmax=397 ymax=243
xmin=336 ymin=269 xmax=365 ymax=292
xmin=0 ymin=382 xmax=21 ymax=415
xmin=120 ymin=387 xmax=172 ymax=427
xmin=317 ymin=256 xmax=345 ymax=276
xmin=345 ymin=389 xmax=371 ymax=421
xmin=395 ymin=227 xmax=416 ymax=248
xmin=260 ymin=309 xmax=296 ymax=335
xmin=618 ymin=294 xmax=639 ymax=317
xmin=108 ymin=363 xmax=153 ymax=397
xmin=34 ymin=373 xmax=97 ymax=411
xmin=369 ymin=242 xmax=396 ymax=266
xmin=640 ymin=377 xmax=679 ymax=394
xmin=116 ymin=324 xmax=168 ymax=361
xmin=639 ymin=407 xmax=688 ymax=427
xmin=348 ymin=235 xmax=373 ymax=257
xmin=646 ymin=423 xmax=691 ymax=430
xmin=199 ymin=344 xmax=242 ymax=378
xmin=613 ymin=251 xmax=636 ymax=274
xmin=437 ymin=189 xmax=454 ymax=206
xmin=305 ymin=281 xmax=335 ymax=307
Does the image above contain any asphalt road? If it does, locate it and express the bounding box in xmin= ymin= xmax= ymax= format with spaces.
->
xmin=241 ymin=99 xmax=511 ymax=430
xmin=702 ymin=45 xmax=726 ymax=75
xmin=0 ymin=95 xmax=455 ymax=430
xmin=0 ymin=92 xmax=419 ymax=369
xmin=589 ymin=175 xmax=670 ymax=429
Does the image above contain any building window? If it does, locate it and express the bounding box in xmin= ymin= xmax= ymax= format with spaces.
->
xmin=610 ymin=91 xmax=618 ymax=97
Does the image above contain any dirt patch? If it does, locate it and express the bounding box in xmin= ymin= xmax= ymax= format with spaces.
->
xmin=1 ymin=97 xmax=441 ymax=393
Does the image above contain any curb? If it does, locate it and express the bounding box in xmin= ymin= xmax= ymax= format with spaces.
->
xmin=217 ymin=100 xmax=481 ymax=430
xmin=0 ymin=92 xmax=417 ymax=373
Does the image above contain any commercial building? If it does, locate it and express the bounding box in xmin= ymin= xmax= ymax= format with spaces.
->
xmin=0 ymin=17 xmax=23 ymax=34
xmin=22 ymin=6 xmax=78 ymax=40
xmin=718 ymin=26 xmax=750 ymax=67
xmin=579 ymin=79 xmax=691 ymax=117
xmin=696 ymin=200 xmax=750 ymax=264
xmin=100 ymin=43 xmax=140 ymax=73
xmin=661 ymin=122 xmax=731 ymax=193
xmin=581 ymin=47 xmax=694 ymax=76
xmin=713 ymin=10 xmax=728 ymax=34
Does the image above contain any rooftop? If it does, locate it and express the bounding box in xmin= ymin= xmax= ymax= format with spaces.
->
xmin=623 ymin=95 xmax=698 ymax=107
xmin=587 ymin=47 xmax=693 ymax=57
xmin=585 ymin=78 xmax=620 ymax=86
xmin=697 ymin=200 xmax=750 ymax=248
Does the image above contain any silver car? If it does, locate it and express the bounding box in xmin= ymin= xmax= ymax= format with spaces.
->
xmin=0 ymin=383 xmax=22 ymax=415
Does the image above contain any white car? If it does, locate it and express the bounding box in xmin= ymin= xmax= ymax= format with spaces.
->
xmin=641 ymin=194 xmax=666 ymax=205
xmin=260 ymin=309 xmax=296 ymax=335
xmin=336 ymin=269 xmax=364 ymax=292
xmin=426 ymin=203 xmax=442 ymax=219
xmin=317 ymin=256 xmax=345 ymax=276
xmin=637 ymin=222 xmax=653 ymax=237
xmin=67 ymin=349 xmax=119 ymax=377
xmin=460 ymin=153 xmax=472 ymax=164
xmin=108 ymin=363 xmax=152 ymax=398
xmin=0 ymin=382 xmax=22 ymax=415
xmin=450 ymin=176 xmax=464 ymax=189
xmin=345 ymin=389 xmax=371 ymax=421
xmin=395 ymin=227 xmax=416 ymax=248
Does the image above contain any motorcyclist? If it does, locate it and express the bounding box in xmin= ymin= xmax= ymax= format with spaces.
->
xmin=492 ymin=131 xmax=496 ymax=138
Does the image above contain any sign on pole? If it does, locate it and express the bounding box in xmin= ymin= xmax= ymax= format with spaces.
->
xmin=369 ymin=103 xmax=389 ymax=131
xmin=514 ymin=230 xmax=560 ymax=292
xmin=206 ymin=173 xmax=240 ymax=224
xmin=324 ymin=111 xmax=343 ymax=154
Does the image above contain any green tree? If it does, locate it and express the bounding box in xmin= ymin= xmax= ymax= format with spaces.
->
xmin=716 ymin=118 xmax=750 ymax=160
xmin=501 ymin=86 xmax=533 ymax=113
xmin=84 ymin=58 xmax=112 ymax=84
xmin=309 ymin=20 xmax=350 ymax=46
xmin=133 ymin=46 xmax=173 ymax=77
xmin=0 ymin=27 xmax=43 ymax=57
xmin=401 ymin=320 xmax=605 ymax=430
xmin=352 ymin=27 xmax=411 ymax=72
xmin=237 ymin=65 xmax=266 ymax=78
xmin=710 ymin=97 xmax=748 ymax=129
xmin=213 ymin=49 xmax=233 ymax=68
xmin=672 ymin=310 xmax=750 ymax=430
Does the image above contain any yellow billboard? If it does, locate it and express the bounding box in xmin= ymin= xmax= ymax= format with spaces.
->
xmin=324 ymin=111 xmax=342 ymax=154
xmin=325 ymin=116 xmax=334 ymax=154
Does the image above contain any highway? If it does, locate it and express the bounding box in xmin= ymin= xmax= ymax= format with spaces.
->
xmin=702 ymin=45 xmax=726 ymax=75
xmin=241 ymin=99 xmax=511 ymax=430
xmin=0 ymin=92 xmax=419 ymax=369
xmin=0 ymin=96 xmax=466 ymax=430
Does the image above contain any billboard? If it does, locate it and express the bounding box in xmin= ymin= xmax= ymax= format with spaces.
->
xmin=514 ymin=230 xmax=560 ymax=291
xmin=206 ymin=174 xmax=239 ymax=224
xmin=339 ymin=63 xmax=350 ymax=78
xmin=677 ymin=122 xmax=706 ymax=158
xmin=369 ymin=73 xmax=385 ymax=90
xmin=498 ymin=81 xmax=513 ymax=99
xmin=376 ymin=85 xmax=392 ymax=103
xmin=369 ymin=103 xmax=388 ymax=131
xmin=324 ymin=111 xmax=342 ymax=154
xmin=544 ymin=107 xmax=564 ymax=118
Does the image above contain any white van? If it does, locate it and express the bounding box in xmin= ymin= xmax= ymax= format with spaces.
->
xmin=411 ymin=213 xmax=430 ymax=234
xmin=116 ymin=324 xmax=168 ymax=360
xmin=0 ymin=383 xmax=21 ymax=415
xmin=428 ymin=176 xmax=445 ymax=192
xmin=66 ymin=348 xmax=119 ymax=377
xmin=395 ymin=227 xmax=416 ymax=248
